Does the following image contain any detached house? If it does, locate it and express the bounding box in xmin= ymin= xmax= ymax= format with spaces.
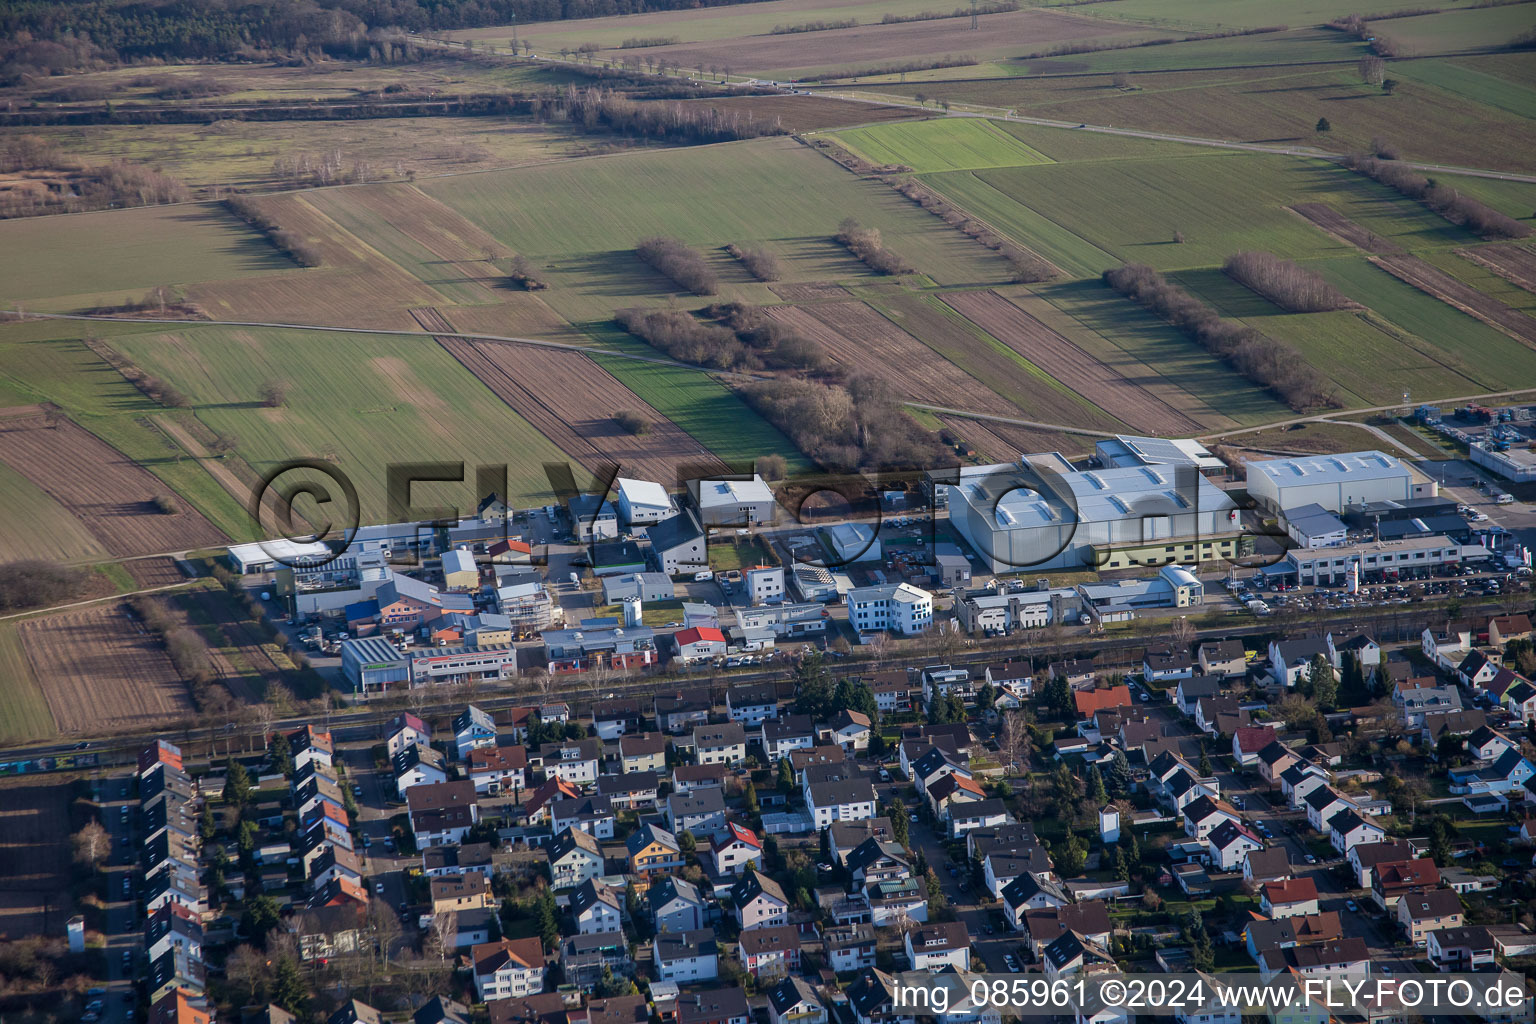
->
xmin=731 ymin=872 xmax=790 ymax=931
xmin=628 ymin=822 xmax=684 ymax=879
xmin=903 ymin=922 xmax=971 ymax=971
xmin=738 ymin=923 xmax=802 ymax=980
xmin=654 ymin=929 xmax=718 ymax=983
xmin=472 ymin=938 xmax=546 ymax=1001
xmin=1398 ymin=888 xmax=1463 ymax=946
xmin=453 ymin=706 xmax=497 ymax=760
xmin=704 ymin=822 xmax=764 ymax=878
xmin=548 ymin=827 xmax=605 ymax=890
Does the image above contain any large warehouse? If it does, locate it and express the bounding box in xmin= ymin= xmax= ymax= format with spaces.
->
xmin=948 ymin=455 xmax=1244 ymax=573
xmin=1245 ymin=451 xmax=1418 ymax=514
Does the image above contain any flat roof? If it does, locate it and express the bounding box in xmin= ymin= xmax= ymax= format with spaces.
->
xmin=228 ymin=539 xmax=333 ymax=565
xmin=1246 ymin=450 xmax=1408 ymax=487
xmin=616 ymin=477 xmax=672 ymax=510
xmin=1100 ymin=435 xmax=1223 ymax=470
xmin=697 ymin=476 xmax=773 ymax=508
xmin=961 ymin=458 xmax=1236 ymax=531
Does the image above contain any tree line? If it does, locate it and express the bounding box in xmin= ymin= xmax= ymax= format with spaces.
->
xmin=835 ymin=217 xmax=912 ymax=276
xmin=770 ymin=18 xmax=858 ymax=33
xmin=532 ymin=85 xmax=786 ymax=144
xmin=0 ymin=560 xmax=92 ymax=612
xmin=615 ymin=300 xmax=827 ymax=373
xmin=0 ymin=0 xmax=780 ymax=80
xmin=1103 ymin=262 xmax=1338 ymax=412
xmin=879 ymin=1 xmax=1017 ymax=24
xmin=725 ymin=243 xmax=783 ymax=282
xmin=1223 ymin=251 xmax=1355 ymax=312
xmin=1342 ymin=152 xmax=1530 ymax=239
xmin=741 ymin=375 xmax=947 ymax=473
xmin=636 ymin=236 xmax=718 ymax=295
xmin=224 ymin=195 xmax=324 ymax=266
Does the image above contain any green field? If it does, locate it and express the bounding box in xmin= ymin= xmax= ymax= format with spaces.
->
xmin=1000 ymin=26 xmax=1364 ymax=74
xmin=110 ymin=325 xmax=574 ymax=524
xmin=1310 ymin=255 xmax=1536 ymax=389
xmin=0 ymin=624 xmax=53 ymax=746
xmin=418 ymin=137 xmax=1011 ymax=321
xmin=935 ymin=153 xmax=1473 ymax=275
xmin=1029 ymin=279 xmax=1294 ymax=426
xmin=1394 ymin=57 xmax=1536 ymax=119
xmin=0 ymin=204 xmax=291 ymax=306
xmin=1171 ymin=266 xmax=1485 ymax=405
xmin=0 ymin=461 xmax=109 ymax=564
xmin=584 ymin=327 xmax=813 ymax=475
xmin=835 ymin=118 xmax=1052 ymax=172
xmin=0 ymin=319 xmax=253 ymax=539
xmin=1035 ymin=0 xmax=1507 ymax=32
xmin=920 ymin=170 xmax=1119 ymax=278
xmin=1374 ymin=4 xmax=1536 ymax=53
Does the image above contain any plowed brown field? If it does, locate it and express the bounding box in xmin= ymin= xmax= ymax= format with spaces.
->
xmin=943 ymin=290 xmax=1202 ymax=435
xmin=937 ymin=415 xmax=1095 ymax=461
xmin=423 ymin=307 xmax=727 ymax=481
xmin=765 ymin=301 xmax=1017 ymax=414
xmin=1289 ymin=204 xmax=1403 ymax=254
xmin=660 ymin=95 xmax=921 ymax=132
xmin=19 ymin=604 xmax=192 ymax=735
xmin=0 ymin=414 xmax=226 ymax=557
xmin=1373 ymin=254 xmax=1536 ymax=349
xmin=125 ymin=557 xmax=187 ymax=589
xmin=1459 ymin=245 xmax=1536 ymax=295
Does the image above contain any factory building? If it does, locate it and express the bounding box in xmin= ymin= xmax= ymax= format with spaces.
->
xmin=947 ymin=455 xmax=1243 ymax=574
xmin=1245 ymin=451 xmax=1424 ymax=514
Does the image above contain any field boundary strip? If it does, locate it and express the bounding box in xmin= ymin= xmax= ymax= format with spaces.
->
xmin=1370 ymin=253 xmax=1536 ymax=350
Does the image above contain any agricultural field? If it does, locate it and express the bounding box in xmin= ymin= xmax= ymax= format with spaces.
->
xmin=1459 ymin=244 xmax=1536 ymax=295
xmin=0 ymin=409 xmax=228 ymax=557
xmin=926 ymin=153 xmax=1472 ymax=274
xmin=433 ymin=335 xmax=731 ymax=481
xmin=939 ymin=289 xmax=1200 ymax=434
xmin=418 ymin=138 xmax=1013 ymax=321
xmin=866 ymin=290 xmax=1129 ymax=430
xmin=0 ymin=458 xmax=110 ymax=563
xmin=835 ymin=118 xmax=1052 ymax=172
xmin=1371 ymin=253 xmax=1536 ymax=347
xmin=862 ymin=62 xmax=1536 ymax=173
xmin=1035 ymin=0 xmax=1507 ymax=32
xmin=0 ymin=203 xmax=291 ymax=308
xmin=19 ymin=603 xmax=192 ymax=735
xmin=32 ymin=117 xmax=591 ymax=199
xmin=0 ymin=779 xmax=74 ymax=938
xmin=172 ymin=586 xmax=300 ymax=704
xmin=763 ymin=301 xmax=1021 ymax=415
xmin=0 ymin=625 xmax=52 ymax=747
xmin=110 ymin=324 xmax=576 ymax=521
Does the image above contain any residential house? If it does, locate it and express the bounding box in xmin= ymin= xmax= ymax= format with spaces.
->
xmin=823 ymin=924 xmax=877 ymax=973
xmin=1183 ymin=795 xmax=1241 ymax=841
xmin=560 ymin=931 xmax=630 ymax=990
xmin=655 ymin=690 xmax=712 ymax=734
xmin=704 ymin=822 xmax=764 ymax=878
xmin=1262 ymin=878 xmax=1320 ymax=919
xmin=591 ymin=699 xmax=646 ymax=741
xmin=768 ymin=977 xmax=826 ymax=1024
xmin=596 ymin=772 xmax=660 ymax=812
xmin=1143 ymin=647 xmax=1195 ymax=682
xmin=903 ymin=922 xmax=971 ymax=971
xmin=762 ymin=715 xmax=818 ymax=761
xmin=1304 ymin=786 xmax=1356 ymax=832
xmin=1233 ymin=726 xmax=1281 ymax=766
xmin=466 ymin=745 xmax=528 ymax=796
xmin=666 ymin=788 xmax=728 ymax=838
xmin=1372 ymin=858 xmax=1441 ymax=911
xmin=1427 ymin=925 xmax=1499 ymax=971
xmin=1328 ymin=809 xmax=1387 ymax=855
xmin=737 ymin=924 xmax=802 ymax=980
xmin=453 ymin=706 xmax=497 ymax=760
xmin=1397 ymin=888 xmax=1463 ymax=946
xmin=652 ymin=877 xmax=707 ymax=934
xmin=694 ymin=723 xmax=748 ymax=766
xmin=550 ymin=796 xmax=616 ymax=841
xmin=1244 ymin=846 xmax=1293 ymax=885
xmin=1198 ymin=640 xmax=1247 ymax=680
xmin=548 ymin=827 xmax=605 ymax=890
xmin=675 ymin=987 xmax=750 ymax=1024
xmin=393 ymin=745 xmax=448 ymax=793
xmin=1257 ymin=938 xmax=1369 ymax=984
xmin=627 ymin=822 xmax=684 ymax=879
xmin=806 ymin=778 xmax=879 ymax=829
xmin=828 ymin=709 xmax=873 ymax=753
xmin=654 ymin=929 xmax=718 ymax=983
xmin=1268 ymin=637 xmax=1332 ymax=688
xmin=1349 ymin=840 xmax=1416 ymax=889
xmin=731 ymin=872 xmax=790 ymax=931
xmin=406 ymin=781 xmax=479 ymax=848
xmin=537 ymin=739 xmax=601 ymax=787
xmin=727 ymin=684 xmax=779 ymax=726
xmin=1206 ymin=819 xmax=1265 ymax=871
xmin=472 ymin=938 xmax=546 ymax=1001
xmin=1175 ymin=676 xmax=1222 ymax=716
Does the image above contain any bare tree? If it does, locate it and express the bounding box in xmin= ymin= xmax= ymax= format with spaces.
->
xmin=426 ymin=909 xmax=457 ymax=962
xmin=1168 ymin=616 xmax=1194 ymax=646
xmin=225 ymin=943 xmax=269 ymax=1001
xmin=998 ymin=710 xmax=1033 ymax=772
xmin=72 ymin=821 xmax=111 ymax=869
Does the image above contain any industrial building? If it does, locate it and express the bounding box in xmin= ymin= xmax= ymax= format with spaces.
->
xmin=340 ymin=637 xmax=409 ymax=695
xmin=1284 ymin=504 xmax=1350 ymax=549
xmin=691 ymin=474 xmax=778 ymax=526
xmin=1281 ymin=536 xmax=1483 ymax=585
xmin=1470 ymin=442 xmax=1536 ymax=482
xmin=1076 ymin=564 xmax=1204 ymax=620
xmin=568 ymin=495 xmax=619 ymax=541
xmin=1246 ymin=451 xmax=1427 ymax=514
xmin=1094 ymin=435 xmax=1225 ymax=475
xmin=228 ymin=539 xmax=334 ymax=574
xmin=616 ymin=478 xmax=676 ymax=525
xmin=821 ymin=523 xmax=882 ymax=564
xmin=947 ymin=455 xmax=1244 ymax=574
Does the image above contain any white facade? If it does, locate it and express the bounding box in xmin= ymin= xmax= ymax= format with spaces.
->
xmin=1246 ymin=450 xmax=1414 ymax=514
xmin=848 ymin=583 xmax=933 ymax=636
xmin=617 ymin=478 xmax=675 ymax=524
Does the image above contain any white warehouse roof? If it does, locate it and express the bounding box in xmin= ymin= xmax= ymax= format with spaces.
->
xmin=697 ymin=475 xmax=774 ymax=510
xmin=616 ymin=477 xmax=673 ymax=511
xmin=228 ymin=539 xmax=334 ymax=568
xmin=1245 ymin=451 xmax=1407 ymax=488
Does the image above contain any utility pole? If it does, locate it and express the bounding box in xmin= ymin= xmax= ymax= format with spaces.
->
xmin=972 ymin=0 xmax=979 ymax=29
